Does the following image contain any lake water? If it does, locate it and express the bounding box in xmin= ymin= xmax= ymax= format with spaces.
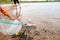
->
xmin=21 ymin=2 xmax=60 ymax=33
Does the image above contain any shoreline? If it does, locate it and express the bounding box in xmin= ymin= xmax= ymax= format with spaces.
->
xmin=0 ymin=3 xmax=60 ymax=40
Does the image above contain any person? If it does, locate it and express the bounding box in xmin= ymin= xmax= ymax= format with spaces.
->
xmin=0 ymin=6 xmax=16 ymax=20
xmin=11 ymin=0 xmax=20 ymax=18
xmin=11 ymin=0 xmax=19 ymax=5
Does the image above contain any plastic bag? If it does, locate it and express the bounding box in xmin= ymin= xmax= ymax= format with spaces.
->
xmin=0 ymin=19 xmax=23 ymax=35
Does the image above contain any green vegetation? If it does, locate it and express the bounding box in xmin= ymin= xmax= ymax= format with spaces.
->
xmin=0 ymin=0 xmax=11 ymax=4
xmin=0 ymin=0 xmax=60 ymax=4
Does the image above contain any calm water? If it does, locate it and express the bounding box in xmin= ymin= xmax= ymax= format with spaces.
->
xmin=21 ymin=2 xmax=60 ymax=33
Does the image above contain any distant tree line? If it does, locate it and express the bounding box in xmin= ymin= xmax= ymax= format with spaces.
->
xmin=0 ymin=0 xmax=11 ymax=4
xmin=0 ymin=0 xmax=60 ymax=4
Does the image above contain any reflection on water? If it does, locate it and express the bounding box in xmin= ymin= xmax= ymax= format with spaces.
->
xmin=21 ymin=2 xmax=60 ymax=33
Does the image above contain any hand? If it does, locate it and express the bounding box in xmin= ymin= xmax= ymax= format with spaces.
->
xmin=8 ymin=15 xmax=16 ymax=20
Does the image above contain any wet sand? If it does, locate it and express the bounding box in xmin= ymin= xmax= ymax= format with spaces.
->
xmin=0 ymin=2 xmax=60 ymax=40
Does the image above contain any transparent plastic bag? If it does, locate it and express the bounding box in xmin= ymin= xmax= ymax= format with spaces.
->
xmin=0 ymin=5 xmax=22 ymax=35
xmin=0 ymin=19 xmax=23 ymax=35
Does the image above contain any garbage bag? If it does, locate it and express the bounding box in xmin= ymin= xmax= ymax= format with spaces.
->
xmin=0 ymin=19 xmax=23 ymax=35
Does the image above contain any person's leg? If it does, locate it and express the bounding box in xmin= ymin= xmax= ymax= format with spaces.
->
xmin=16 ymin=0 xmax=19 ymax=4
xmin=13 ymin=0 xmax=20 ymax=18
xmin=16 ymin=0 xmax=21 ymax=17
